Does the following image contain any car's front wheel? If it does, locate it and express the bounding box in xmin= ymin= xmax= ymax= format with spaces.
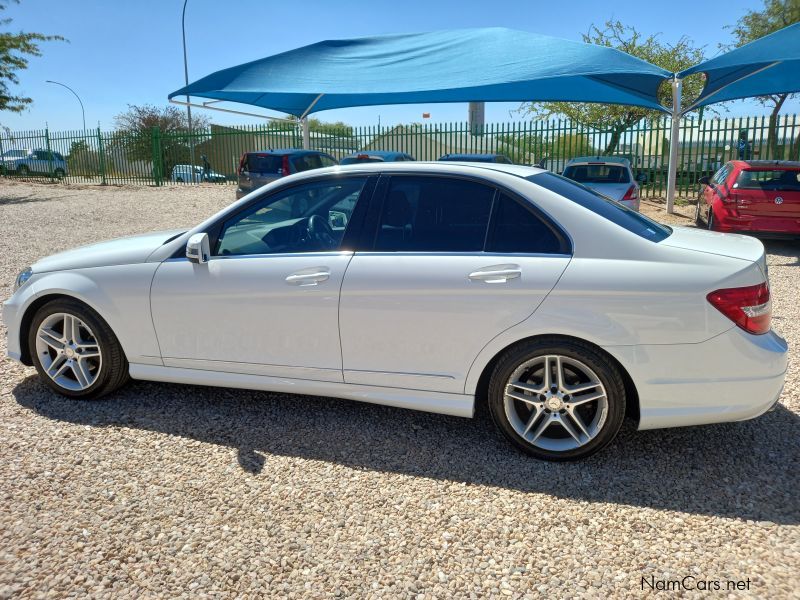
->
xmin=488 ymin=338 xmax=626 ymax=461
xmin=28 ymin=299 xmax=129 ymax=399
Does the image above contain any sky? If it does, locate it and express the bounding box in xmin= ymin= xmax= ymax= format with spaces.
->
xmin=3 ymin=0 xmax=798 ymax=133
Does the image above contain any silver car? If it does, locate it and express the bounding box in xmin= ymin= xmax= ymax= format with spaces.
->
xmin=562 ymin=157 xmax=640 ymax=211
xmin=1 ymin=148 xmax=68 ymax=179
xmin=236 ymin=149 xmax=337 ymax=199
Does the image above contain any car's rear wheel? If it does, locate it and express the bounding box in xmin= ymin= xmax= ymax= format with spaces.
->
xmin=707 ymin=205 xmax=716 ymax=230
xmin=488 ymin=338 xmax=626 ymax=461
xmin=17 ymin=165 xmax=29 ymax=177
xmin=28 ymin=299 xmax=129 ymax=399
xmin=54 ymin=168 xmax=65 ymax=180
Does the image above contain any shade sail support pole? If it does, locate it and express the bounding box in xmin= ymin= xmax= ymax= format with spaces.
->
xmin=666 ymin=77 xmax=682 ymax=214
xmin=302 ymin=118 xmax=310 ymax=149
xmin=299 ymin=94 xmax=324 ymax=150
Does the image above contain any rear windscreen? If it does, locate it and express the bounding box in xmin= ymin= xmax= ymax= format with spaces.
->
xmin=340 ymin=156 xmax=385 ymax=164
xmin=735 ymin=169 xmax=800 ymax=191
xmin=563 ymin=164 xmax=630 ymax=184
xmin=529 ymin=172 xmax=671 ymax=242
xmin=246 ymin=154 xmax=283 ymax=173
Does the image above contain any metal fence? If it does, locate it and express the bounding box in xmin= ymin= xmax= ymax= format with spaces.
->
xmin=2 ymin=114 xmax=799 ymax=198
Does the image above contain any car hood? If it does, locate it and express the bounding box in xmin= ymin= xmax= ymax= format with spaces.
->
xmin=661 ymin=225 xmax=767 ymax=268
xmin=581 ymin=182 xmax=632 ymax=200
xmin=32 ymin=229 xmax=186 ymax=273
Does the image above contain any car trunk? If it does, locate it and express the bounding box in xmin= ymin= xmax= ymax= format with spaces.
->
xmin=661 ymin=225 xmax=768 ymax=276
xmin=732 ymin=168 xmax=800 ymax=219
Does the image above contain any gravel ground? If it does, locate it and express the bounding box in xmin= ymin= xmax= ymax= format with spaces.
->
xmin=1 ymin=181 xmax=798 ymax=599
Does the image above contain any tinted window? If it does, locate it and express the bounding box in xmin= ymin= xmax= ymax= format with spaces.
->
xmin=735 ymin=169 xmax=800 ymax=191
xmin=374 ymin=176 xmax=494 ymax=252
xmin=216 ymin=177 xmax=366 ymax=256
xmin=563 ymin=164 xmax=630 ymax=183
xmin=292 ymin=154 xmax=337 ymax=172
xmin=246 ymin=154 xmax=283 ymax=174
xmin=487 ymin=194 xmax=564 ymax=254
xmin=340 ymin=156 xmax=384 ymax=164
xmin=529 ymin=172 xmax=671 ymax=242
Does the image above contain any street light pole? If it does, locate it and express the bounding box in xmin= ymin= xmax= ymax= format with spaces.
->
xmin=182 ymin=0 xmax=196 ymax=170
xmin=45 ymin=80 xmax=86 ymax=131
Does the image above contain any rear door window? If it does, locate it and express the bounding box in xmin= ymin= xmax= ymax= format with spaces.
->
xmin=486 ymin=194 xmax=566 ymax=254
xmin=246 ymin=154 xmax=283 ymax=174
xmin=374 ymin=176 xmax=494 ymax=252
xmin=735 ymin=169 xmax=800 ymax=191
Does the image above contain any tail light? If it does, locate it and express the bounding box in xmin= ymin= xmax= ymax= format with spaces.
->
xmin=237 ymin=153 xmax=247 ymax=175
xmin=281 ymin=155 xmax=291 ymax=176
xmin=622 ymin=185 xmax=638 ymax=200
xmin=706 ymin=282 xmax=771 ymax=334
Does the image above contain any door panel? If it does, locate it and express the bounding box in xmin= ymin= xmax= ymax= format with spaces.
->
xmin=339 ymin=254 xmax=570 ymax=393
xmin=151 ymin=253 xmax=353 ymax=382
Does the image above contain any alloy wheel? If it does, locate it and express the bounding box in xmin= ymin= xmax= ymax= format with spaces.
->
xmin=35 ymin=312 xmax=103 ymax=391
xmin=503 ymin=354 xmax=608 ymax=452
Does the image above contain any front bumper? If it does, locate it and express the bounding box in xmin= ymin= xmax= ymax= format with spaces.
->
xmin=605 ymin=326 xmax=788 ymax=430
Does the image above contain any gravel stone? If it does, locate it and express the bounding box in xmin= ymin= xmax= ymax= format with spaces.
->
xmin=0 ymin=183 xmax=797 ymax=598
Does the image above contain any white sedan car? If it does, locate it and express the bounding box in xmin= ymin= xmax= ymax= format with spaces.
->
xmin=4 ymin=163 xmax=788 ymax=460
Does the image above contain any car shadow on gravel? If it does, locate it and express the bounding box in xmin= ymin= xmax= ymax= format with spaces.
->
xmin=13 ymin=376 xmax=800 ymax=525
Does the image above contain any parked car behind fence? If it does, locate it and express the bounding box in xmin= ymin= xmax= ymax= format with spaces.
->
xmin=236 ymin=149 xmax=338 ymax=199
xmin=1 ymin=149 xmax=67 ymax=179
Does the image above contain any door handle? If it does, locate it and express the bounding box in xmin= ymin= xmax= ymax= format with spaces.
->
xmin=285 ymin=268 xmax=330 ymax=286
xmin=468 ymin=264 xmax=522 ymax=284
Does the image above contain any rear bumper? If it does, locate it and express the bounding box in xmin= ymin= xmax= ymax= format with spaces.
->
xmin=605 ymin=326 xmax=788 ymax=430
xmin=713 ymin=205 xmax=800 ymax=234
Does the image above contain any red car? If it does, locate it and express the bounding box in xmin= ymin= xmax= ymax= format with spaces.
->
xmin=696 ymin=160 xmax=800 ymax=236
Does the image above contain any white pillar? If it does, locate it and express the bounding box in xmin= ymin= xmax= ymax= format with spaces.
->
xmin=301 ymin=117 xmax=310 ymax=149
xmin=665 ymin=77 xmax=682 ymax=214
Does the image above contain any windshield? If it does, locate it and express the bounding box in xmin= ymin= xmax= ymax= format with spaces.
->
xmin=735 ymin=169 xmax=800 ymax=191
xmin=563 ymin=164 xmax=630 ymax=184
xmin=528 ymin=172 xmax=671 ymax=242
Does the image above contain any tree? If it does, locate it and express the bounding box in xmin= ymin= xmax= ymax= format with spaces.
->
xmin=519 ymin=21 xmax=705 ymax=155
xmin=66 ymin=139 xmax=100 ymax=177
xmin=0 ymin=0 xmax=64 ymax=114
xmin=112 ymin=104 xmax=210 ymax=178
xmin=728 ymin=0 xmax=800 ymax=159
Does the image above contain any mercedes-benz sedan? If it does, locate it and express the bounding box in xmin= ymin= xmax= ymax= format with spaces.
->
xmin=4 ymin=163 xmax=787 ymax=460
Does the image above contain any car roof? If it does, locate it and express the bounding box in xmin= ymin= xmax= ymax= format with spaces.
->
xmin=247 ymin=149 xmax=331 ymax=156
xmin=566 ymin=156 xmax=631 ymax=166
xmin=283 ymin=161 xmax=544 ymax=181
xmin=733 ymin=160 xmax=800 ymax=169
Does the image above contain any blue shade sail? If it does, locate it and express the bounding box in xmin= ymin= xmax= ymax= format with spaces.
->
xmin=169 ymin=28 xmax=672 ymax=115
xmin=679 ymin=23 xmax=800 ymax=109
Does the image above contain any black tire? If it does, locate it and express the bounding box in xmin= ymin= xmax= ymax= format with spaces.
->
xmin=487 ymin=337 xmax=626 ymax=461
xmin=17 ymin=165 xmax=29 ymax=177
xmin=707 ymin=205 xmax=715 ymax=230
xmin=54 ymin=168 xmax=65 ymax=180
xmin=27 ymin=298 xmax=129 ymax=399
xmin=694 ymin=198 xmax=703 ymax=226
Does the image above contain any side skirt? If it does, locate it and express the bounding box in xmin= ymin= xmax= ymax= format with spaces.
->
xmin=129 ymin=363 xmax=475 ymax=418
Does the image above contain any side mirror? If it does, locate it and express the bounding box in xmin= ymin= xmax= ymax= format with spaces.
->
xmin=698 ymin=176 xmax=710 ymax=185
xmin=635 ymin=172 xmax=647 ymax=183
xmin=186 ymin=233 xmax=210 ymax=264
